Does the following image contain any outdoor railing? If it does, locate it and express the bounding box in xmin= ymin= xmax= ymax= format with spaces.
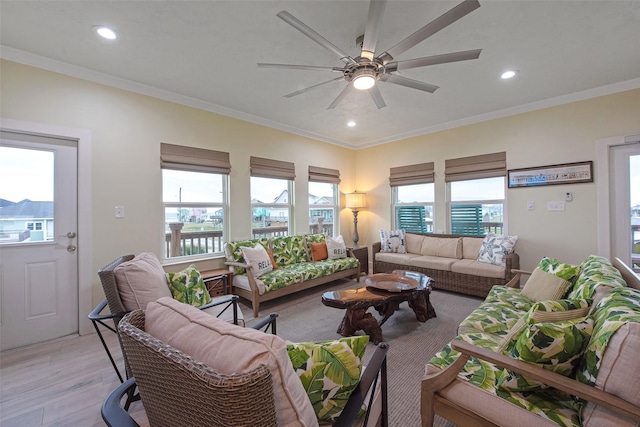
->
xmin=165 ymin=225 xmax=223 ymax=258
xmin=482 ymin=222 xmax=503 ymax=234
xmin=252 ymin=226 xmax=288 ymax=239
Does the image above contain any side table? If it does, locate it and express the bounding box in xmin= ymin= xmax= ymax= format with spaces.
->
xmin=348 ymin=246 xmax=369 ymax=276
xmin=200 ymin=268 xmax=233 ymax=297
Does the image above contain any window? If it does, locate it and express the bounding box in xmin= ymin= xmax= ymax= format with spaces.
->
xmin=308 ymin=166 xmax=339 ymax=236
xmin=250 ymin=157 xmax=295 ymax=238
xmin=445 ymin=152 xmax=506 ymax=236
xmin=390 ymin=163 xmax=435 ymax=233
xmin=161 ymin=143 xmax=230 ymax=260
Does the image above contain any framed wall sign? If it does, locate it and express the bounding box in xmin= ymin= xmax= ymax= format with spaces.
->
xmin=508 ymin=161 xmax=593 ymax=188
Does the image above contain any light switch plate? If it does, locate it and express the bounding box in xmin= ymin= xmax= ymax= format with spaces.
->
xmin=527 ymin=201 xmax=535 ymax=211
xmin=115 ymin=206 xmax=125 ymax=218
xmin=547 ymin=201 xmax=565 ymax=211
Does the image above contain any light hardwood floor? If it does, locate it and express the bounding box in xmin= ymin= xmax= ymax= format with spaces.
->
xmin=1 ymin=330 xmax=147 ymax=427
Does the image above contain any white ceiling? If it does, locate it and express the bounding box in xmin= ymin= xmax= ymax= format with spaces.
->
xmin=1 ymin=1 xmax=639 ymax=148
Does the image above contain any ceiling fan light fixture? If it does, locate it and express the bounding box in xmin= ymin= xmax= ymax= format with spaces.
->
xmin=352 ymin=69 xmax=376 ymax=90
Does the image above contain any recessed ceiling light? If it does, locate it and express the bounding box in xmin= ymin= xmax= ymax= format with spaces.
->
xmin=347 ymin=121 xmax=356 ymax=127
xmin=501 ymin=70 xmax=517 ymax=79
xmin=93 ymin=26 xmax=117 ymax=40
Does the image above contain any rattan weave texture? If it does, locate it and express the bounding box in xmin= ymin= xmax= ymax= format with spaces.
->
xmin=119 ymin=310 xmax=278 ymax=427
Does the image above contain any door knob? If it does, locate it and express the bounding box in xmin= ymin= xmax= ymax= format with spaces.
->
xmin=67 ymin=245 xmax=77 ymax=253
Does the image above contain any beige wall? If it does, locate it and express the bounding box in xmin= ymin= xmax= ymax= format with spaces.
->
xmin=2 ymin=59 xmax=640 ymax=307
xmin=355 ymin=89 xmax=640 ymax=270
xmin=0 ymin=60 xmax=357 ymax=305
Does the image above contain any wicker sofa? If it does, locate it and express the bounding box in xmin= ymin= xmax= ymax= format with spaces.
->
xmin=421 ymin=255 xmax=640 ymax=427
xmin=373 ymin=232 xmax=519 ymax=297
xmin=225 ymin=233 xmax=360 ymax=317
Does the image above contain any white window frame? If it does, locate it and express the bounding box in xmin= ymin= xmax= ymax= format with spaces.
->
xmin=447 ymin=176 xmax=506 ymax=235
xmin=309 ymin=181 xmax=338 ymax=237
xmin=251 ymin=176 xmax=293 ymax=238
xmin=392 ymin=183 xmax=435 ymax=233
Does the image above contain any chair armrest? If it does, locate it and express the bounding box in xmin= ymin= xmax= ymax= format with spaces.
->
xmin=251 ymin=312 xmax=278 ymax=335
xmin=504 ymin=269 xmax=532 ymax=288
xmin=197 ymin=294 xmax=238 ymax=310
xmin=224 ymin=261 xmax=248 ymax=268
xmin=450 ymin=340 xmax=640 ymax=422
xmin=334 ymin=342 xmax=390 ymax=427
xmin=101 ymin=377 xmax=140 ymax=427
xmin=88 ymin=298 xmax=125 ymax=322
xmin=372 ymin=242 xmax=382 ymax=255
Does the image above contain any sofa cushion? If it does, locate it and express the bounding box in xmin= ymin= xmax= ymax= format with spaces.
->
xmin=477 ymin=233 xmax=518 ymax=267
xmin=310 ymin=242 xmax=328 ymax=261
xmin=114 ymin=252 xmax=172 ymax=311
xmin=166 ymin=264 xmax=212 ymax=307
xmin=420 ymin=236 xmax=462 ymax=259
xmin=303 ymin=233 xmax=327 ymax=258
xmin=408 ymin=255 xmax=457 ymax=271
xmin=286 ymin=261 xmax=334 ymax=280
xmin=520 ymin=268 xmax=572 ymax=302
xmin=241 ymin=243 xmax=274 ymax=278
xmin=405 ymin=233 xmax=425 ymax=254
xmin=451 ymin=259 xmax=506 ymax=279
xmin=259 ymin=269 xmax=304 ymax=293
xmin=379 ymin=229 xmax=407 ymax=253
xmin=375 ymin=252 xmax=420 ymax=265
xmin=145 ymin=297 xmax=317 ymax=427
xmin=271 ymin=235 xmax=309 ymax=266
xmin=458 ymin=302 xmax=531 ymax=336
xmin=326 ymin=257 xmax=360 ymax=272
xmin=287 ymin=336 xmax=369 ymax=424
xmin=462 ymin=237 xmax=484 ymax=260
xmin=326 ymin=235 xmax=347 ymax=259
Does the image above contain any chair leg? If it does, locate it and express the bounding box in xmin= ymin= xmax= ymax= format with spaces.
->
xmin=91 ymin=318 xmax=125 ymax=383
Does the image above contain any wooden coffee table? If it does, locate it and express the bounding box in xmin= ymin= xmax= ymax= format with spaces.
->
xmin=321 ymin=270 xmax=436 ymax=344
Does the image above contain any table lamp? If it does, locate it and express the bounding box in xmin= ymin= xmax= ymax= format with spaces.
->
xmin=345 ymin=191 xmax=367 ymax=248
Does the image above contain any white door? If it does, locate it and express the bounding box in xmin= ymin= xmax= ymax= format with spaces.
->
xmin=610 ymin=141 xmax=640 ymax=270
xmin=0 ymin=131 xmax=78 ymax=351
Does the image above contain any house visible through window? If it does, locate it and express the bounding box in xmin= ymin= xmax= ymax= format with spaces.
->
xmin=390 ymin=162 xmax=435 ymax=233
xmin=446 ymin=152 xmax=506 ymax=236
xmin=161 ymin=143 xmax=230 ymax=260
xmin=250 ymin=156 xmax=295 ymax=238
xmin=309 ymin=166 xmax=339 ymax=236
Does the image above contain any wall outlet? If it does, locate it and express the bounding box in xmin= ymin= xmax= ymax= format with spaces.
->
xmin=115 ymin=206 xmax=125 ymax=218
xmin=547 ymin=201 xmax=565 ymax=211
xmin=527 ymin=201 xmax=535 ymax=211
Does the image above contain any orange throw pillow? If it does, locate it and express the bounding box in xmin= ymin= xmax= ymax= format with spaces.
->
xmin=267 ymin=249 xmax=279 ymax=270
xmin=310 ymin=242 xmax=328 ymax=262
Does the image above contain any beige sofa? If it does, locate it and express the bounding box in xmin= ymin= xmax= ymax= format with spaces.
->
xmin=421 ymin=256 xmax=640 ymax=427
xmin=373 ymin=233 xmax=519 ymax=297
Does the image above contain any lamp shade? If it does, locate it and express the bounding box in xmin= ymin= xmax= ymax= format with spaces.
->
xmin=346 ymin=192 xmax=367 ymax=209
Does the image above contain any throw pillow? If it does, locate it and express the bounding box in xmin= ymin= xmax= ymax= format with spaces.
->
xmin=536 ymin=256 xmax=580 ymax=282
xmin=166 ymin=264 xmax=212 ymax=307
xmin=240 ymin=243 xmax=273 ymax=278
xmin=310 ymin=242 xmax=329 ymax=262
xmin=287 ymin=335 xmax=369 ymax=424
xmin=498 ymin=316 xmax=594 ymax=392
xmin=113 ymin=252 xmax=173 ymax=311
xmin=326 ymin=235 xmax=347 ymax=259
xmin=520 ymin=268 xmax=572 ymax=302
xmin=477 ymin=233 xmax=518 ymax=266
xmin=379 ymin=229 xmax=407 ymax=254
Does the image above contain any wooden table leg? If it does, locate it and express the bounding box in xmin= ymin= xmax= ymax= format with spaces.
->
xmin=337 ymin=307 xmax=384 ymax=345
xmin=408 ymin=291 xmax=437 ymax=322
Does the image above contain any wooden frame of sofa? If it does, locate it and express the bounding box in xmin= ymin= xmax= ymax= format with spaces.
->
xmin=372 ymin=233 xmax=519 ymax=298
xmin=421 ymin=257 xmax=640 ymax=427
xmin=226 ymin=248 xmax=361 ymax=317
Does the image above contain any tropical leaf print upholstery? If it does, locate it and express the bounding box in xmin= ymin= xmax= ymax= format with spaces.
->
xmin=225 ymin=238 xmax=269 ymax=275
xmin=166 ymin=264 xmax=211 ymax=307
xmin=286 ymin=262 xmax=334 ymax=281
xmin=287 ymin=335 xmax=369 ymax=424
xmin=537 ymin=257 xmax=581 ymax=282
xmin=271 ymin=235 xmax=308 ymax=266
xmin=483 ymin=285 xmax=533 ymax=310
xmin=567 ymin=255 xmax=626 ymax=300
xmin=258 ymin=269 xmax=303 ymax=293
xmin=576 ymin=286 xmax=640 ymax=385
xmin=328 ymin=256 xmax=360 ymax=272
xmin=457 ymin=301 xmax=530 ymax=336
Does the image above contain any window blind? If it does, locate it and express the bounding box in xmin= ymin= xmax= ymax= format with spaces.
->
xmin=308 ymin=166 xmax=340 ymax=184
xmin=250 ymin=156 xmax=295 ymax=180
xmin=445 ymin=152 xmax=506 ymax=182
xmin=389 ymin=162 xmax=434 ymax=186
xmin=160 ymin=143 xmax=230 ymax=174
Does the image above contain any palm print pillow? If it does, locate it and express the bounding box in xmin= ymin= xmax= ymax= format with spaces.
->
xmin=287 ymin=335 xmax=369 ymax=424
xmin=477 ymin=233 xmax=518 ymax=266
xmin=166 ymin=264 xmax=211 ymax=307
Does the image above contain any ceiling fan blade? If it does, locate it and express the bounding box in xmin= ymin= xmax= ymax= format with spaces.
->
xmin=258 ymin=63 xmax=344 ymax=72
xmin=385 ymin=49 xmax=482 ymax=72
xmin=377 ymin=0 xmax=480 ymax=63
xmin=327 ymin=84 xmax=353 ymax=109
xmin=369 ymin=85 xmax=387 ymax=109
xmin=277 ymin=11 xmax=357 ymax=66
xmin=380 ymin=74 xmax=439 ymax=93
xmin=361 ymin=0 xmax=387 ymax=60
xmin=284 ymin=77 xmax=345 ymax=98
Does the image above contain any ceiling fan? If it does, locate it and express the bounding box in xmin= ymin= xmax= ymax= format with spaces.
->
xmin=258 ymin=0 xmax=482 ymax=110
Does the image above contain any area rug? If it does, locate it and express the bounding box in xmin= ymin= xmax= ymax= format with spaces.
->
xmin=241 ymin=278 xmax=484 ymax=427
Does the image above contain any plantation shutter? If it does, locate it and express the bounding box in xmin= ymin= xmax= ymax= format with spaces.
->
xmin=308 ymin=166 xmax=340 ymax=184
xmin=389 ymin=162 xmax=434 ymax=186
xmin=250 ymin=156 xmax=295 ymax=180
xmin=445 ymin=152 xmax=506 ymax=182
xmin=160 ymin=143 xmax=230 ymax=174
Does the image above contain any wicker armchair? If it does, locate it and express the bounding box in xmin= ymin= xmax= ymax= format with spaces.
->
xmin=102 ymin=309 xmax=389 ymax=427
xmin=89 ymin=254 xmax=244 ymax=383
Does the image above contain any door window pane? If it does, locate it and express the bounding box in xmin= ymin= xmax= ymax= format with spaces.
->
xmin=0 ymin=146 xmax=54 ymax=243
